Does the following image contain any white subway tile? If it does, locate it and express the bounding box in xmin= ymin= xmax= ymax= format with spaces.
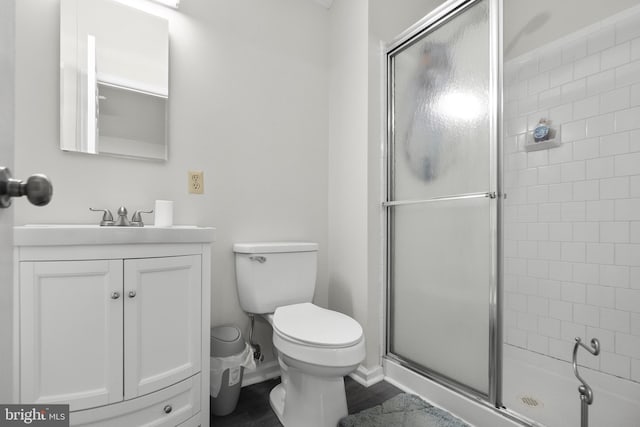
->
xmin=549 ymin=143 xmax=574 ymax=164
xmin=562 ymin=242 xmax=586 ymax=262
xmin=518 ymin=312 xmax=539 ymax=332
xmin=518 ymin=240 xmax=538 ymax=259
xmin=632 ymin=312 xmax=640 ymax=336
xmin=601 ymin=132 xmax=630 ymax=156
xmin=549 ymin=260 xmax=573 ymax=281
xmin=615 ymin=151 xmax=640 ymax=175
xmin=510 ymin=188 xmax=528 ymax=205
xmin=540 ymin=49 xmax=563 ymax=72
xmin=506 ymin=292 xmax=527 ymax=311
xmin=600 ymin=221 xmax=630 ymax=243
xmin=572 ymin=138 xmax=600 ymax=160
xmin=527 ymin=222 xmax=549 ymax=240
xmin=505 ymin=257 xmax=527 ymax=276
xmin=586 ymin=200 xmax=615 ymax=221
xmin=538 ymin=165 xmax=562 ymax=184
xmin=506 ymin=116 xmax=528 ymax=137
xmin=587 ymin=69 xmax=616 ymax=96
xmin=616 ymin=60 xmax=640 ymax=87
xmin=506 ymin=328 xmax=527 ymax=348
xmin=574 ymin=303 xmax=600 ymax=327
xmin=586 ymin=157 xmax=615 ymax=179
xmin=549 ymin=337 xmax=571 ymax=361
xmin=631 ymin=176 xmax=640 ymax=197
xmin=562 ymin=78 xmax=587 ymax=104
xmin=586 ymin=113 xmax=615 ymax=137
xmin=562 ymin=201 xmax=586 ymax=221
xmin=601 ymin=307 xmax=631 ymax=333
xmin=538 ymin=278 xmax=562 ymax=298
xmin=573 ymin=95 xmax=600 ymax=120
xmin=539 ymin=316 xmax=561 ymax=338
xmin=600 ymin=351 xmax=630 ymax=378
xmin=519 ymin=97 xmax=539 ymax=116
xmin=527 ymin=333 xmax=549 ymax=353
xmin=600 ymin=264 xmax=630 ymax=288
xmin=563 ymin=39 xmax=587 ymax=64
xmin=588 ymin=27 xmax=615 ymax=54
xmin=601 ymin=87 xmax=631 ymax=114
xmin=561 ymin=119 xmax=586 ymax=143
xmin=587 ymin=326 xmax=615 ymax=351
xmin=549 ymin=103 xmax=573 ymax=123
xmin=517 ymin=204 xmax=538 ymax=222
xmin=632 ymin=83 xmax=640 ymax=107
xmin=616 ymin=288 xmax=640 ymax=312
xmin=573 ymin=180 xmax=600 ymax=201
xmin=615 ymin=106 xmax=640 ymax=132
xmin=504 ymin=223 xmax=528 ymax=241
xmin=601 ymin=42 xmax=630 ymax=70
xmin=528 ymin=259 xmax=550 ymax=278
xmin=632 ymin=222 xmax=640 ymax=243
xmin=616 ymin=244 xmax=640 ymax=266
xmin=587 ymin=285 xmax=616 ymax=308
xmin=561 ymin=161 xmax=586 ymax=182
xmin=549 ymin=63 xmax=574 ymax=88
xmin=573 ymin=222 xmax=599 ymax=242
xmin=528 ymin=295 xmax=549 ymax=316
xmin=600 ymin=176 xmax=629 ymax=199
xmin=539 ymin=87 xmax=562 ymax=110
xmin=517 ymin=168 xmax=538 ymax=186
xmin=527 ymin=150 xmax=548 ymax=168
xmin=528 ymin=185 xmax=549 ymax=203
xmin=630 ymin=266 xmax=640 ymax=289
xmin=549 ymin=182 xmax=573 ymax=202
xmin=518 ymin=58 xmax=540 ymax=81
xmin=550 ymin=299 xmax=573 ymax=321
xmin=615 ymin=332 xmax=640 ymax=358
xmin=615 ymin=198 xmax=640 ymax=220
xmin=632 ymin=359 xmax=640 ymax=383
xmin=528 ymin=72 xmax=550 ymax=95
xmin=587 ymin=243 xmax=615 ymax=264
xmin=539 ymin=203 xmax=562 ymax=222
xmin=573 ymin=262 xmax=600 ymax=285
xmin=632 ymin=37 xmax=640 ymax=61
xmin=562 ymin=282 xmax=586 ymax=303
xmin=616 ymin=13 xmax=640 ymax=44
xmin=519 ymin=276 xmax=539 ymax=295
xmin=574 ymin=54 xmax=601 ymax=80
xmin=561 ymin=320 xmax=586 ymax=341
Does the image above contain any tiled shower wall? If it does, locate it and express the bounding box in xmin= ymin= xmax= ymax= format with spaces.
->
xmin=503 ymin=5 xmax=640 ymax=382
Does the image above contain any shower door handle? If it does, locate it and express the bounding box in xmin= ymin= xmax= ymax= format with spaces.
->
xmin=0 ymin=167 xmax=53 ymax=208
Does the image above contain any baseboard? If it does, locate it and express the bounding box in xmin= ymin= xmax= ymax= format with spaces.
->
xmin=349 ymin=364 xmax=385 ymax=387
xmin=241 ymin=360 xmax=280 ymax=387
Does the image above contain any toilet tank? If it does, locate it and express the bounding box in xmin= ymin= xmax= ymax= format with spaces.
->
xmin=234 ymin=242 xmax=318 ymax=314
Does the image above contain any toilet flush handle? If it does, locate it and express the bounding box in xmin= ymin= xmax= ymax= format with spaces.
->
xmin=249 ymin=256 xmax=267 ymax=263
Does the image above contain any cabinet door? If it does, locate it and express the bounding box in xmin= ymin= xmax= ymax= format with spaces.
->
xmin=20 ymin=260 xmax=124 ymax=411
xmin=124 ymin=255 xmax=201 ymax=399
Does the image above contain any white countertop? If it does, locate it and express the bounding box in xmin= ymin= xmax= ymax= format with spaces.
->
xmin=14 ymin=224 xmax=216 ymax=246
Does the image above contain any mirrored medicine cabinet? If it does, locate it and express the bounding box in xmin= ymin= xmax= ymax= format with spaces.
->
xmin=60 ymin=0 xmax=169 ymax=160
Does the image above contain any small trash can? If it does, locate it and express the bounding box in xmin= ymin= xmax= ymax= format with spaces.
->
xmin=210 ymin=325 xmax=247 ymax=416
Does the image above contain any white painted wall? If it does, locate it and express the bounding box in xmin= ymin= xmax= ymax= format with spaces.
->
xmin=14 ymin=0 xmax=329 ymax=365
xmin=0 ymin=0 xmax=15 ymax=403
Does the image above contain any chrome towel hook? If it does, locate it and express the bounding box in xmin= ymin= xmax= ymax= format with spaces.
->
xmin=573 ymin=337 xmax=600 ymax=427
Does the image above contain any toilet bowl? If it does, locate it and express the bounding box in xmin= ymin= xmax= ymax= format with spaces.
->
xmin=233 ymin=242 xmax=365 ymax=427
xmin=266 ymin=303 xmax=365 ymax=427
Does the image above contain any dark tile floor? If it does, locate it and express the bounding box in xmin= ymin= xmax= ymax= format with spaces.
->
xmin=210 ymin=376 xmax=402 ymax=427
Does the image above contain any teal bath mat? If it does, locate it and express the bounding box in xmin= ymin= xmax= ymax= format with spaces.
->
xmin=339 ymin=393 xmax=471 ymax=427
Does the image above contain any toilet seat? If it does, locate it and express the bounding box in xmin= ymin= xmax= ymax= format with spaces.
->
xmin=273 ymin=303 xmax=363 ymax=348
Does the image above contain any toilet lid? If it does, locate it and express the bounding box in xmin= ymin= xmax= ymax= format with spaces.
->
xmin=273 ymin=303 xmax=363 ymax=348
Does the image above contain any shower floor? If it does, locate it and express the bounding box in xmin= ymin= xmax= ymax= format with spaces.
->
xmin=502 ymin=345 xmax=640 ymax=427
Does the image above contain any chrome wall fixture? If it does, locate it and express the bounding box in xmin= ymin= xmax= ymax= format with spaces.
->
xmin=0 ymin=167 xmax=53 ymax=208
xmin=573 ymin=337 xmax=601 ymax=427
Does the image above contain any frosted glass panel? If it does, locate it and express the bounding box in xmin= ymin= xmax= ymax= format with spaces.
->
xmin=390 ymin=198 xmax=491 ymax=393
xmin=392 ymin=0 xmax=489 ymax=201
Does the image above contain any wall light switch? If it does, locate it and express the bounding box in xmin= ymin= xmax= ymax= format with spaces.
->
xmin=188 ymin=170 xmax=204 ymax=194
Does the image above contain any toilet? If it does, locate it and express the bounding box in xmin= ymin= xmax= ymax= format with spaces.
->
xmin=234 ymin=242 xmax=365 ymax=427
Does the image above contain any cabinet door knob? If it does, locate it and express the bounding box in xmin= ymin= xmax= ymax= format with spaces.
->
xmin=128 ymin=290 xmax=136 ymax=298
xmin=163 ymin=404 xmax=172 ymax=414
xmin=111 ymin=292 xmax=120 ymax=300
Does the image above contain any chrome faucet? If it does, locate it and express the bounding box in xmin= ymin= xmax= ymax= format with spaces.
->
xmin=90 ymin=206 xmax=153 ymax=227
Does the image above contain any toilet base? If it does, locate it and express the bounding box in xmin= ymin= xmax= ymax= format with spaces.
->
xmin=269 ymin=361 xmax=348 ymax=427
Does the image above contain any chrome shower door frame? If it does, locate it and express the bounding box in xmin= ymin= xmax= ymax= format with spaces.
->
xmin=383 ymin=0 xmax=504 ymax=409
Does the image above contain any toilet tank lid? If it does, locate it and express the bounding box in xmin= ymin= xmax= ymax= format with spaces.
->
xmin=233 ymin=242 xmax=318 ymax=254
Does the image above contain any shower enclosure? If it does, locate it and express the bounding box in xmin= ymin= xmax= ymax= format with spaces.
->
xmin=384 ymin=0 xmax=640 ymax=426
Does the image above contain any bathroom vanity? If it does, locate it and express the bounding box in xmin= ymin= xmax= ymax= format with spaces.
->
xmin=13 ymin=225 xmax=214 ymax=426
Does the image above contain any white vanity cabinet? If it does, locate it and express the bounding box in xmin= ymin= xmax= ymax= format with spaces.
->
xmin=14 ymin=226 xmax=214 ymax=427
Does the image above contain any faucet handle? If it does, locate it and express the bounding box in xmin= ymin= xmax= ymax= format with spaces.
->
xmin=89 ymin=208 xmax=115 ymax=226
xmin=131 ymin=209 xmax=153 ymax=227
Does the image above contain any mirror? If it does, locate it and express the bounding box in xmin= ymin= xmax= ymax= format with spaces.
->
xmin=60 ymin=0 xmax=169 ymax=160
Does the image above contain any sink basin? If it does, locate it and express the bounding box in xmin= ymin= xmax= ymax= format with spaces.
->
xmin=14 ymin=224 xmax=215 ymax=246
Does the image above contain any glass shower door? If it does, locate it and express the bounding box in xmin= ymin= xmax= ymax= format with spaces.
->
xmin=386 ymin=0 xmax=498 ymax=397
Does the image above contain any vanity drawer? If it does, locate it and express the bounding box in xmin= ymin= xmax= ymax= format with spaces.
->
xmin=70 ymin=374 xmax=201 ymax=426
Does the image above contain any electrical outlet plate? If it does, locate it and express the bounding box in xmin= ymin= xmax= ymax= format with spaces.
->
xmin=188 ymin=170 xmax=204 ymax=194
